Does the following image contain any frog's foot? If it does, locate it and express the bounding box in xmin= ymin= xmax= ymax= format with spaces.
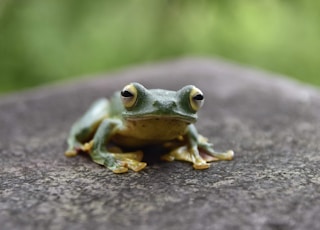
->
xmin=92 ymin=151 xmax=147 ymax=173
xmin=200 ymin=149 xmax=234 ymax=162
xmin=65 ymin=149 xmax=79 ymax=157
xmin=65 ymin=141 xmax=94 ymax=157
xmin=198 ymin=141 xmax=234 ymax=162
xmin=162 ymin=146 xmax=210 ymax=170
xmin=197 ymin=135 xmax=234 ymax=161
xmin=65 ymin=145 xmax=84 ymax=157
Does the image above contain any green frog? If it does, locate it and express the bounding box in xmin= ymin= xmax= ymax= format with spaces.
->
xmin=65 ymin=83 xmax=234 ymax=173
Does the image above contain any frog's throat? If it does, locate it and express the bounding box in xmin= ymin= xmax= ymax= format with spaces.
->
xmin=115 ymin=117 xmax=191 ymax=145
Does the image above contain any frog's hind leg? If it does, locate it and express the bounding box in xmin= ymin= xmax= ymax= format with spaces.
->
xmin=65 ymin=99 xmax=109 ymax=157
xmin=197 ymin=135 xmax=234 ymax=162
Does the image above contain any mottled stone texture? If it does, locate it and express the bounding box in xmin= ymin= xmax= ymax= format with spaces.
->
xmin=1 ymin=58 xmax=320 ymax=230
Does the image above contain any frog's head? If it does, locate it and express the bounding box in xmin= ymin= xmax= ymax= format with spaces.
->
xmin=120 ymin=82 xmax=204 ymax=124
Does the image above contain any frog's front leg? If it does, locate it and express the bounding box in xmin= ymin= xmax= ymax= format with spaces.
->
xmin=65 ymin=99 xmax=109 ymax=157
xmin=90 ymin=119 xmax=147 ymax=173
xmin=162 ymin=124 xmax=234 ymax=169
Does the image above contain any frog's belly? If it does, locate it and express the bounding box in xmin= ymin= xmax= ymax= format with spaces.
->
xmin=112 ymin=118 xmax=189 ymax=147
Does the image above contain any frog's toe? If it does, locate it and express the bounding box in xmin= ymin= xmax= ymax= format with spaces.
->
xmin=111 ymin=166 xmax=129 ymax=174
xmin=65 ymin=149 xmax=78 ymax=157
xmin=209 ymin=150 xmax=234 ymax=161
xmin=200 ymin=146 xmax=235 ymax=161
xmin=224 ymin=150 xmax=234 ymax=160
xmin=192 ymin=156 xmax=211 ymax=169
xmin=199 ymin=151 xmax=219 ymax=162
xmin=193 ymin=162 xmax=210 ymax=170
xmin=126 ymin=160 xmax=147 ymax=172
xmin=109 ymin=159 xmax=146 ymax=173
xmin=106 ymin=159 xmax=129 ymax=173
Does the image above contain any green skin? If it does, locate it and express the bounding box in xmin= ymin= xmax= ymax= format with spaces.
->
xmin=65 ymin=83 xmax=234 ymax=173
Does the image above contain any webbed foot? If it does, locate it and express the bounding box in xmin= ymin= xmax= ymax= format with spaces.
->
xmin=162 ymin=146 xmax=210 ymax=169
xmin=91 ymin=150 xmax=147 ymax=173
xmin=198 ymin=135 xmax=234 ymax=161
xmin=65 ymin=141 xmax=94 ymax=157
xmin=161 ymin=135 xmax=234 ymax=170
xmin=199 ymin=150 xmax=234 ymax=162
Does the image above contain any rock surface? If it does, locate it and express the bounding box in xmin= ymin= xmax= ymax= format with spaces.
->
xmin=1 ymin=58 xmax=320 ymax=230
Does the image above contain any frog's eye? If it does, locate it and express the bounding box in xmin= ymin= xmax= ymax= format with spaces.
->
xmin=189 ymin=87 xmax=204 ymax=111
xmin=121 ymin=84 xmax=138 ymax=108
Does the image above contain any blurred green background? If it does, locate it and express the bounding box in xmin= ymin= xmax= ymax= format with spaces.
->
xmin=0 ymin=0 xmax=319 ymax=94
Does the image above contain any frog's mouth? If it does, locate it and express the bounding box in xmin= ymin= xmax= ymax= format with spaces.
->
xmin=123 ymin=114 xmax=196 ymax=124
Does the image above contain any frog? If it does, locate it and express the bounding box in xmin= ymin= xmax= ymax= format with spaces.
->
xmin=65 ymin=82 xmax=234 ymax=173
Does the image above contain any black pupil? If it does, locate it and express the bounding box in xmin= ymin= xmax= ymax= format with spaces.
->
xmin=193 ymin=94 xmax=204 ymax=100
xmin=121 ymin=90 xmax=133 ymax=97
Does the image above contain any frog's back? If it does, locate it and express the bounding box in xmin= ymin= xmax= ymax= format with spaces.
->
xmin=83 ymin=93 xmax=123 ymax=139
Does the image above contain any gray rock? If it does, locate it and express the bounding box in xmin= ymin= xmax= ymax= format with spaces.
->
xmin=1 ymin=58 xmax=320 ymax=230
